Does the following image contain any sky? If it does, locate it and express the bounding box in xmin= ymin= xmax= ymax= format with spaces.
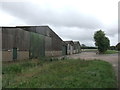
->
xmin=0 ymin=0 xmax=119 ymax=46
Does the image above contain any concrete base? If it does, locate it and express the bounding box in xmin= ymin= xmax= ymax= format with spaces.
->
xmin=2 ymin=51 xmax=29 ymax=61
xmin=2 ymin=51 xmax=12 ymax=61
xmin=45 ymin=51 xmax=62 ymax=57
xmin=17 ymin=51 xmax=29 ymax=60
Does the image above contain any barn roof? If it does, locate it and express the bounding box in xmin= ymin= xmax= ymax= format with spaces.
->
xmin=64 ymin=41 xmax=74 ymax=45
xmin=17 ymin=26 xmax=63 ymax=41
xmin=73 ymin=41 xmax=80 ymax=45
xmin=2 ymin=26 xmax=63 ymax=41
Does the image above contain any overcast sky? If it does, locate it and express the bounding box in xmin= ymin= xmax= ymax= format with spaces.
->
xmin=0 ymin=0 xmax=119 ymax=46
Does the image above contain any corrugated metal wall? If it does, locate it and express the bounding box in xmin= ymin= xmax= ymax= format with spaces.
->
xmin=2 ymin=28 xmax=30 ymax=51
xmin=45 ymin=36 xmax=52 ymax=51
xmin=2 ymin=28 xmax=14 ymax=50
xmin=35 ymin=26 xmax=63 ymax=56
xmin=29 ymin=32 xmax=45 ymax=58
xmin=62 ymin=45 xmax=67 ymax=55
xmin=52 ymin=37 xmax=62 ymax=51
xmin=2 ymin=28 xmax=30 ymax=61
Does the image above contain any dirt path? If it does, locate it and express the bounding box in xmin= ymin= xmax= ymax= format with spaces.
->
xmin=66 ymin=52 xmax=118 ymax=82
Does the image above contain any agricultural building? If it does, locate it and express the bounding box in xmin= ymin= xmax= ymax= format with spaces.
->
xmin=2 ymin=26 xmax=67 ymax=61
xmin=73 ymin=41 xmax=81 ymax=54
xmin=64 ymin=41 xmax=74 ymax=55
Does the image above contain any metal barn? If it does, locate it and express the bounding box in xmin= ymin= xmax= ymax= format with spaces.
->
xmin=2 ymin=26 xmax=67 ymax=61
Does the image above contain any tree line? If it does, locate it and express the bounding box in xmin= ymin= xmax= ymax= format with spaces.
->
xmin=81 ymin=30 xmax=119 ymax=54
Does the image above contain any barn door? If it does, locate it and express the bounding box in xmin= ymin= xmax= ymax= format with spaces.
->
xmin=13 ymin=48 xmax=17 ymax=60
xmin=30 ymin=32 xmax=45 ymax=59
xmin=62 ymin=46 xmax=67 ymax=55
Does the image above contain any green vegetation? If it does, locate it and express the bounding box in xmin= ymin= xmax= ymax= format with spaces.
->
xmin=94 ymin=30 xmax=110 ymax=54
xmin=104 ymin=50 xmax=118 ymax=54
xmin=2 ymin=59 xmax=117 ymax=88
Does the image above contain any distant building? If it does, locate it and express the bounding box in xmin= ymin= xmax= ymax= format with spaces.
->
xmin=2 ymin=26 xmax=66 ymax=61
xmin=116 ymin=42 xmax=120 ymax=51
xmin=64 ymin=41 xmax=74 ymax=55
xmin=73 ymin=41 xmax=81 ymax=54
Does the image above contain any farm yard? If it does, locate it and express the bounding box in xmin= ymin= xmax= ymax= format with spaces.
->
xmin=2 ymin=51 xmax=118 ymax=88
xmin=1 ymin=0 xmax=119 ymax=88
xmin=2 ymin=26 xmax=81 ymax=62
xmin=1 ymin=26 xmax=119 ymax=88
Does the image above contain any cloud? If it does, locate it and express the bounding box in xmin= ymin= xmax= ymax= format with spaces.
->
xmin=1 ymin=1 xmax=103 ymax=29
xmin=51 ymin=26 xmax=96 ymax=46
xmin=0 ymin=0 xmax=118 ymax=46
xmin=0 ymin=10 xmax=27 ymax=26
xmin=102 ymin=22 xmax=118 ymax=38
xmin=106 ymin=27 xmax=118 ymax=37
xmin=108 ymin=34 xmax=118 ymax=46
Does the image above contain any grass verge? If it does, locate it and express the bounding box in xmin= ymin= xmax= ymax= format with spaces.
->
xmin=2 ymin=59 xmax=117 ymax=88
xmin=104 ymin=50 xmax=118 ymax=54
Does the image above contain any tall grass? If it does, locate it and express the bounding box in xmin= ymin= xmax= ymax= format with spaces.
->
xmin=2 ymin=59 xmax=117 ymax=88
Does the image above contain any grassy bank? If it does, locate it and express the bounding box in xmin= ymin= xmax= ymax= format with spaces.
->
xmin=82 ymin=49 xmax=118 ymax=54
xmin=2 ymin=59 xmax=117 ymax=88
xmin=104 ymin=50 xmax=118 ymax=54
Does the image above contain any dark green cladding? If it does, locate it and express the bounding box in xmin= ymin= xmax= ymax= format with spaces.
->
xmin=13 ymin=48 xmax=17 ymax=60
xmin=29 ymin=32 xmax=45 ymax=58
xmin=62 ymin=45 xmax=67 ymax=55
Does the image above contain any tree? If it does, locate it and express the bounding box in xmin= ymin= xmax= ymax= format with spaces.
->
xmin=94 ymin=30 xmax=110 ymax=54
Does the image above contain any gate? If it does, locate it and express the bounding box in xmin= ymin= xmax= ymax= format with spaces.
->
xmin=62 ymin=45 xmax=67 ymax=55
